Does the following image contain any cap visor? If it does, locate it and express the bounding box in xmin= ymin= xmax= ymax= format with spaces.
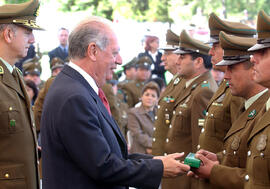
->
xmin=205 ymin=37 xmax=219 ymax=44
xmin=159 ymin=46 xmax=177 ymax=50
xmin=248 ymin=43 xmax=270 ymax=52
xmin=216 ymin=59 xmax=247 ymax=66
xmin=173 ymin=49 xmax=190 ymax=54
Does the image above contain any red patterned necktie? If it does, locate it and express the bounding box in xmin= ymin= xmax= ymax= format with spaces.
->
xmin=98 ymin=88 xmax=111 ymax=115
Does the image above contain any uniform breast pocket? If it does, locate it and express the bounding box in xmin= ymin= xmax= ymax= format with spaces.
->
xmin=0 ymin=102 xmax=23 ymax=135
xmin=0 ymin=164 xmax=26 ymax=189
xmin=252 ymin=155 xmax=270 ymax=186
xmin=172 ymin=107 xmax=191 ymax=135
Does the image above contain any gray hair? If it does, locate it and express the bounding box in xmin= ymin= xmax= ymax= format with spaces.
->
xmin=0 ymin=24 xmax=17 ymax=33
xmin=68 ymin=17 xmax=113 ymax=59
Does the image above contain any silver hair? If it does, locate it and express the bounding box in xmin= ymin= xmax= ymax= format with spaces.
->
xmin=0 ymin=24 xmax=17 ymax=33
xmin=68 ymin=17 xmax=113 ymax=59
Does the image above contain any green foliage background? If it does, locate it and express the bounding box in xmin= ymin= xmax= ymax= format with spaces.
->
xmin=2 ymin=0 xmax=270 ymax=22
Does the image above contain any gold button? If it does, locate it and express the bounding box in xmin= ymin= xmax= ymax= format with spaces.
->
xmin=233 ymin=151 xmax=236 ymax=155
xmin=157 ymin=105 xmax=160 ymax=109
xmin=169 ymin=124 xmax=172 ymax=129
xmin=153 ymin=138 xmax=156 ymax=142
xmin=165 ymin=108 xmax=168 ymax=111
xmin=197 ymin=145 xmax=200 ymax=150
xmin=247 ymin=151 xmax=251 ymax=157
xmin=153 ymin=127 xmax=156 ymax=131
xmin=165 ymin=120 xmax=170 ymax=124
xmin=9 ymin=107 xmax=12 ymax=111
xmin=4 ymin=173 xmax=9 ymax=178
xmin=166 ymin=138 xmax=169 ymax=143
xmin=155 ymin=116 xmax=158 ymax=120
xmin=223 ymin=150 xmax=226 ymax=155
xmin=260 ymin=152 xmax=264 ymax=157
xmin=206 ymin=112 xmax=209 ymax=116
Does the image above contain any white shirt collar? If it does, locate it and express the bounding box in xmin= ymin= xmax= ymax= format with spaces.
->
xmin=68 ymin=62 xmax=98 ymax=94
xmin=185 ymin=74 xmax=201 ymax=88
xmin=149 ymin=51 xmax=158 ymax=62
xmin=266 ymin=96 xmax=270 ymax=111
xmin=245 ymin=88 xmax=268 ymax=110
xmin=0 ymin=57 xmax=14 ymax=73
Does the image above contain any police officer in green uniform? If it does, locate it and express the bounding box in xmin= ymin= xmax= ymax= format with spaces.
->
xmin=244 ymin=10 xmax=270 ymax=189
xmin=191 ymin=31 xmax=269 ymax=189
xmin=198 ymin=13 xmax=256 ymax=154
xmin=121 ymin=56 xmax=152 ymax=108
xmin=118 ymin=57 xmax=137 ymax=88
xmin=162 ymin=30 xmax=218 ymax=189
xmin=152 ymin=29 xmax=187 ymax=156
xmin=23 ymin=56 xmax=44 ymax=89
xmin=0 ymin=0 xmax=43 ymax=188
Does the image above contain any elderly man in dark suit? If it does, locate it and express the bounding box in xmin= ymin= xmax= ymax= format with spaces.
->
xmin=48 ymin=27 xmax=69 ymax=63
xmin=41 ymin=16 xmax=190 ymax=189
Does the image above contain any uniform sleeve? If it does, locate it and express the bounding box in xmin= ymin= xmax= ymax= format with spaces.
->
xmin=210 ymin=164 xmax=245 ymax=189
xmin=128 ymin=109 xmax=152 ymax=149
xmin=191 ymin=88 xmax=214 ymax=152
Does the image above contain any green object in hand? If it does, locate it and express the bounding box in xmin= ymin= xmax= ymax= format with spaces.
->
xmin=184 ymin=153 xmax=201 ymax=168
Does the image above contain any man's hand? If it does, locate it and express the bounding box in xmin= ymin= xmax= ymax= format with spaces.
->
xmin=196 ymin=149 xmax=218 ymax=161
xmin=154 ymin=152 xmax=190 ymax=178
xmin=191 ymin=153 xmax=219 ymax=179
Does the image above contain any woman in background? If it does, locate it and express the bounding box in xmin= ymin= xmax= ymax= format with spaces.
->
xmin=138 ymin=35 xmax=165 ymax=81
xmin=128 ymin=82 xmax=160 ymax=154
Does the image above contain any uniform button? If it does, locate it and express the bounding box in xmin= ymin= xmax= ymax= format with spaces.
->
xmin=37 ymin=160 xmax=40 ymax=165
xmin=158 ymin=105 xmax=160 ymax=109
xmin=197 ymin=145 xmax=200 ymax=150
xmin=169 ymin=124 xmax=172 ymax=129
xmin=153 ymin=138 xmax=156 ymax=142
xmin=245 ymin=175 xmax=249 ymax=181
xmin=173 ymin=111 xmax=175 ymax=115
xmin=153 ymin=127 xmax=156 ymax=131
xmin=223 ymin=150 xmax=226 ymax=155
xmin=233 ymin=151 xmax=236 ymax=155
xmin=155 ymin=116 xmax=158 ymax=120
xmin=166 ymin=138 xmax=169 ymax=143
xmin=201 ymin=128 xmax=205 ymax=133
xmin=210 ymin=114 xmax=214 ymax=117
xmin=260 ymin=152 xmax=264 ymax=157
xmin=247 ymin=151 xmax=251 ymax=157
xmin=165 ymin=108 xmax=168 ymax=111
xmin=4 ymin=173 xmax=9 ymax=178
xmin=164 ymin=153 xmax=167 ymax=156
xmin=179 ymin=111 xmax=182 ymax=115
xmin=206 ymin=112 xmax=209 ymax=116
xmin=9 ymin=107 xmax=13 ymax=111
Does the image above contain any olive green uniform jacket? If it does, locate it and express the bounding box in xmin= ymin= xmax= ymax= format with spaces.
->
xmin=102 ymin=83 xmax=128 ymax=137
xmin=209 ymin=91 xmax=269 ymax=189
xmin=33 ymin=76 xmax=55 ymax=133
xmin=0 ymin=61 xmax=39 ymax=189
xmin=163 ymin=71 xmax=218 ymax=189
xmin=198 ymin=80 xmax=244 ymax=153
xmin=152 ymin=75 xmax=186 ymax=156
xmin=120 ymin=80 xmax=145 ymax=108
xmin=245 ymin=99 xmax=270 ymax=189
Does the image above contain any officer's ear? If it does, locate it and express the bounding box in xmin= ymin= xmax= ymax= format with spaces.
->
xmin=194 ymin=57 xmax=203 ymax=68
xmin=2 ymin=25 xmax=15 ymax=43
xmin=87 ymin=42 xmax=98 ymax=61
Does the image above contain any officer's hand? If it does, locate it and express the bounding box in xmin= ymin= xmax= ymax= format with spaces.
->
xmin=154 ymin=152 xmax=190 ymax=178
xmin=192 ymin=153 xmax=219 ymax=179
xmin=197 ymin=149 xmax=217 ymax=161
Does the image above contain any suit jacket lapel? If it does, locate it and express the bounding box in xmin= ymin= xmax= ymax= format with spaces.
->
xmin=0 ymin=61 xmax=25 ymax=99
xmin=62 ymin=66 xmax=127 ymax=147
